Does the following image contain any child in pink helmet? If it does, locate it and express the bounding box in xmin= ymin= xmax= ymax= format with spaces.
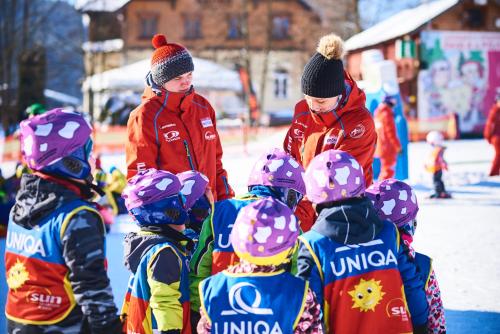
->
xmin=177 ymin=170 xmax=213 ymax=239
xmin=366 ymin=178 xmax=446 ymax=333
xmin=298 ymin=149 xmax=429 ymax=334
xmin=197 ymin=197 xmax=323 ymax=333
xmin=189 ymin=148 xmax=306 ymax=326
xmin=121 ymin=168 xmax=193 ymax=333
xmin=6 ymin=108 xmax=122 ymax=333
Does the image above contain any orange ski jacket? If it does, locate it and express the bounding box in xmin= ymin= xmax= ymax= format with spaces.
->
xmin=283 ymin=72 xmax=376 ymax=230
xmin=126 ymin=86 xmax=234 ymax=201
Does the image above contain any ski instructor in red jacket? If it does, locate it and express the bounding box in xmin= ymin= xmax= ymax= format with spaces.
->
xmin=283 ymin=33 xmax=376 ymax=231
xmin=126 ymin=34 xmax=234 ymax=201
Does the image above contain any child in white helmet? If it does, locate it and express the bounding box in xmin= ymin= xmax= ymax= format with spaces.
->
xmin=425 ymin=131 xmax=451 ymax=199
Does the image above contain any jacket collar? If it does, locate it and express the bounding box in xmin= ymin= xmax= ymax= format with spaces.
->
xmin=142 ymin=85 xmax=195 ymax=115
xmin=309 ymin=71 xmax=366 ymax=128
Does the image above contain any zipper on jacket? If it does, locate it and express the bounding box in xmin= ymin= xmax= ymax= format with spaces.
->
xmin=332 ymin=109 xmax=347 ymax=138
xmin=184 ymin=140 xmax=195 ymax=170
xmin=221 ymin=175 xmax=229 ymax=196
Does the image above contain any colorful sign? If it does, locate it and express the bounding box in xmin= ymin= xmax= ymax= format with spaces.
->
xmin=418 ymin=30 xmax=500 ymax=134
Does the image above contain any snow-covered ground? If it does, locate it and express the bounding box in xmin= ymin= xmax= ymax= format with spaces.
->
xmin=1 ymin=129 xmax=499 ymax=331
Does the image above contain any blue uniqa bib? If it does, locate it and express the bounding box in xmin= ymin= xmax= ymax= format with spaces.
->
xmin=300 ymin=220 xmax=413 ymax=333
xmin=200 ymin=270 xmax=308 ymax=334
xmin=5 ymin=200 xmax=102 ymax=325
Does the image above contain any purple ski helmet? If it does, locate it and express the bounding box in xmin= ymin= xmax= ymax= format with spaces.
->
xmin=122 ymin=168 xmax=187 ymax=226
xmin=20 ymin=108 xmax=93 ymax=179
xmin=177 ymin=170 xmax=209 ymax=209
xmin=304 ymin=149 xmax=365 ymax=204
xmin=230 ymin=197 xmax=299 ymax=266
xmin=248 ymin=148 xmax=306 ymax=195
xmin=366 ymin=178 xmax=419 ymax=229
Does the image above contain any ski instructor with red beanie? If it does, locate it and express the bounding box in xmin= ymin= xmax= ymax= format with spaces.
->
xmin=126 ymin=34 xmax=234 ymax=201
xmin=283 ymin=33 xmax=376 ymax=231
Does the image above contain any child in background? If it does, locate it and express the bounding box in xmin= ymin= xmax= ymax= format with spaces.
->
xmin=366 ymin=178 xmax=446 ymax=333
xmin=297 ymin=149 xmax=429 ymax=334
xmin=197 ymin=197 xmax=323 ymax=333
xmin=121 ymin=168 xmax=193 ymax=334
xmin=5 ymin=108 xmax=122 ymax=334
xmin=425 ymin=131 xmax=451 ymax=199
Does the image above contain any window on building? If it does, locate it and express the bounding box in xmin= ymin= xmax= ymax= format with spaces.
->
xmin=138 ymin=14 xmax=158 ymax=39
xmin=272 ymin=15 xmax=290 ymax=40
xmin=228 ymin=15 xmax=243 ymax=39
xmin=184 ymin=15 xmax=202 ymax=39
xmin=274 ymin=69 xmax=289 ymax=99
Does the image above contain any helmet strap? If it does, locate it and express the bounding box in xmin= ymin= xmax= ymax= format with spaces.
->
xmin=140 ymin=224 xmax=194 ymax=251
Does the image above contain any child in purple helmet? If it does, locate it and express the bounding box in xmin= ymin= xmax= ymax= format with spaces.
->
xmin=197 ymin=197 xmax=323 ymax=333
xmin=5 ymin=108 xmax=122 ymax=333
xmin=366 ymin=178 xmax=446 ymax=333
xmin=188 ymin=148 xmax=306 ymax=327
xmin=297 ymin=149 xmax=429 ymax=334
xmin=121 ymin=168 xmax=193 ymax=333
xmin=177 ymin=170 xmax=213 ymax=238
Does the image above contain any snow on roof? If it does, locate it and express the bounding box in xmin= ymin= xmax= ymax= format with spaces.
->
xmin=82 ymin=39 xmax=124 ymax=53
xmin=44 ymin=89 xmax=81 ymax=105
xmin=345 ymin=0 xmax=459 ymax=51
xmin=75 ymin=0 xmax=129 ymax=12
xmin=83 ymin=57 xmax=243 ymax=92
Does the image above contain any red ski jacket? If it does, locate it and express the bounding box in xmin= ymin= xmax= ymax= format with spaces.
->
xmin=374 ymin=103 xmax=401 ymax=159
xmin=126 ymin=86 xmax=234 ymax=201
xmin=283 ymin=72 xmax=376 ymax=230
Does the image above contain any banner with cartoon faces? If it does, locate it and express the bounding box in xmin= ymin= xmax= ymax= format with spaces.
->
xmin=418 ymin=30 xmax=500 ymax=134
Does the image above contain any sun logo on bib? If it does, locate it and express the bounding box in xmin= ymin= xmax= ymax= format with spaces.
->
xmin=348 ymin=278 xmax=385 ymax=312
xmin=7 ymin=259 xmax=30 ymax=290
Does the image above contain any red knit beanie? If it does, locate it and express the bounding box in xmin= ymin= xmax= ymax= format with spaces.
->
xmin=150 ymin=34 xmax=194 ymax=87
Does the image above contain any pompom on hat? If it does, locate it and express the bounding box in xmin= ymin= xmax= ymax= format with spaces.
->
xmin=301 ymin=33 xmax=345 ymax=98
xmin=150 ymin=34 xmax=194 ymax=87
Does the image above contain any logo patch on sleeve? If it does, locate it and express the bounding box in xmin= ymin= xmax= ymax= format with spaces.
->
xmin=201 ymin=117 xmax=213 ymax=128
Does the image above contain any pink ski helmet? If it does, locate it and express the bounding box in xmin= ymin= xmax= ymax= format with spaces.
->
xmin=366 ymin=178 xmax=419 ymax=230
xmin=20 ymin=108 xmax=93 ymax=179
xmin=177 ymin=170 xmax=209 ymax=209
xmin=230 ymin=197 xmax=299 ymax=266
xmin=248 ymin=148 xmax=306 ymax=195
xmin=304 ymin=149 xmax=365 ymax=204
xmin=177 ymin=170 xmax=212 ymax=229
xmin=122 ymin=168 xmax=187 ymax=226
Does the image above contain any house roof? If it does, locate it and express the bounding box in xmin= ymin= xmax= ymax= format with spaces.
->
xmin=74 ymin=0 xmax=130 ymax=12
xmin=345 ymin=0 xmax=460 ymax=51
xmin=83 ymin=57 xmax=242 ymax=92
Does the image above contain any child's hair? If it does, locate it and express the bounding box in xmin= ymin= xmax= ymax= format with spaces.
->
xmin=365 ymin=178 xmax=419 ymax=236
xmin=303 ymin=149 xmax=365 ymax=204
xmin=230 ymin=197 xmax=299 ymax=266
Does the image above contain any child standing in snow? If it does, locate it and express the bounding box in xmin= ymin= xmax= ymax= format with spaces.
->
xmin=121 ymin=168 xmax=193 ymax=334
xmin=197 ymin=197 xmax=323 ymax=333
xmin=366 ymin=178 xmax=446 ymax=333
xmin=425 ymin=131 xmax=451 ymax=198
xmin=297 ymin=149 xmax=429 ymax=334
xmin=5 ymin=108 xmax=122 ymax=334
xmin=188 ymin=148 xmax=306 ymax=326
